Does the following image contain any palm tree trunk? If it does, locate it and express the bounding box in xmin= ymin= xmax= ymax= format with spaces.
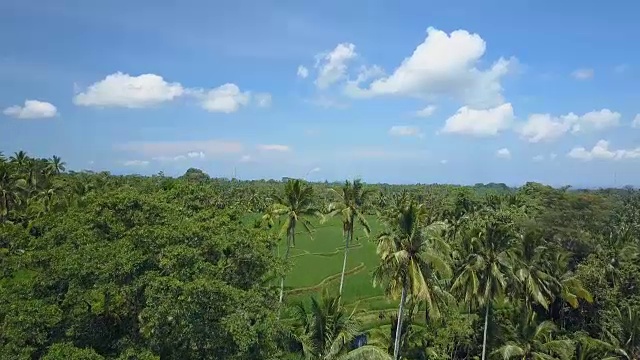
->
xmin=481 ymin=303 xmax=490 ymax=360
xmin=338 ymin=228 xmax=350 ymax=299
xmin=278 ymin=228 xmax=294 ymax=316
xmin=393 ymin=285 xmax=407 ymax=360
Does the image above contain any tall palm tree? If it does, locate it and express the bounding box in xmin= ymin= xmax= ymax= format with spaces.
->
xmin=263 ymin=179 xmax=320 ymax=309
xmin=46 ymin=155 xmax=66 ymax=175
xmin=324 ymin=180 xmax=372 ymax=298
xmin=451 ymin=208 xmax=516 ymax=360
xmin=373 ymin=198 xmax=452 ymax=360
xmin=513 ymin=231 xmax=555 ymax=311
xmin=493 ymin=311 xmax=574 ymax=360
xmin=9 ymin=150 xmax=29 ymax=169
xmin=604 ymin=305 xmax=640 ymax=359
xmin=289 ymin=293 xmax=391 ymax=360
xmin=0 ymin=164 xmax=26 ymax=222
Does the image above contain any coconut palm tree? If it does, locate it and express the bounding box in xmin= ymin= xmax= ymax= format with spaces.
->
xmin=493 ymin=311 xmax=574 ymax=360
xmin=288 ymin=293 xmax=391 ymax=360
xmin=46 ymin=155 xmax=66 ymax=175
xmin=0 ymin=164 xmax=26 ymax=222
xmin=263 ymin=179 xmax=320 ymax=309
xmin=324 ymin=180 xmax=373 ymax=299
xmin=451 ymin=208 xmax=517 ymax=360
xmin=513 ymin=231 xmax=555 ymax=311
xmin=373 ymin=198 xmax=452 ymax=360
xmin=604 ymin=305 xmax=640 ymax=359
xmin=9 ymin=150 xmax=29 ymax=169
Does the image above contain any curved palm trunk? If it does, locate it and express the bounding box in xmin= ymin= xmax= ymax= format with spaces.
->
xmin=393 ymin=285 xmax=407 ymax=360
xmin=481 ymin=303 xmax=490 ymax=360
xmin=338 ymin=227 xmax=352 ymax=299
xmin=278 ymin=225 xmax=295 ymax=316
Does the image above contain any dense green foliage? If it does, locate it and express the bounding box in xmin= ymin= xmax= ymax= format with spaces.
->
xmin=1 ymin=151 xmax=639 ymax=359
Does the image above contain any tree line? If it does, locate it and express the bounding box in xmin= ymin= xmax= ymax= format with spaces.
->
xmin=1 ymin=152 xmax=639 ymax=359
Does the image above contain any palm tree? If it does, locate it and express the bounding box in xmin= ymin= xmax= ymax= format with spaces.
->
xmin=46 ymin=155 xmax=66 ymax=175
xmin=604 ymin=305 xmax=640 ymax=359
xmin=324 ymin=180 xmax=372 ymax=299
xmin=574 ymin=334 xmax=621 ymax=360
xmin=289 ymin=293 xmax=391 ymax=360
xmin=0 ymin=164 xmax=26 ymax=222
xmin=263 ymin=179 xmax=320 ymax=309
xmin=451 ymin=208 xmax=516 ymax=360
xmin=513 ymin=231 xmax=555 ymax=311
xmin=373 ymin=198 xmax=452 ymax=360
xmin=9 ymin=150 xmax=29 ymax=169
xmin=493 ymin=311 xmax=574 ymax=360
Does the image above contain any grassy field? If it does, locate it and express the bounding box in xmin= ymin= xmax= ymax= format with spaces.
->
xmin=279 ymin=215 xmax=400 ymax=319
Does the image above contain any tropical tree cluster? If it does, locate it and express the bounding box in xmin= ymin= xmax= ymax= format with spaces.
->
xmin=1 ymin=152 xmax=639 ymax=359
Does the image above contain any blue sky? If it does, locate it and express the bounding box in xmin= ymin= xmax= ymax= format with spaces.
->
xmin=1 ymin=0 xmax=640 ymax=186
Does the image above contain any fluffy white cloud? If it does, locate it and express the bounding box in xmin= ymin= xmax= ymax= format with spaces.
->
xmin=116 ymin=140 xmax=243 ymax=157
xmin=633 ymin=114 xmax=640 ymax=128
xmin=518 ymin=114 xmax=571 ymax=143
xmin=194 ymin=83 xmax=250 ymax=113
xmin=297 ymin=65 xmax=309 ymax=79
xmin=442 ymin=103 xmax=514 ymax=136
xmin=315 ymin=43 xmax=357 ymax=89
xmin=258 ymin=144 xmax=291 ymax=152
xmin=571 ymin=68 xmax=594 ymax=80
xmin=567 ymin=140 xmax=640 ymax=161
xmin=572 ymin=109 xmax=620 ymax=132
xmin=496 ymin=148 xmax=511 ymax=159
xmin=3 ymin=100 xmax=58 ymax=119
xmin=74 ymin=72 xmax=184 ymax=108
xmin=532 ymin=154 xmax=545 ymax=162
xmin=415 ymin=105 xmax=437 ymax=118
xmin=518 ymin=109 xmax=621 ymax=142
xmin=254 ymin=93 xmax=272 ymax=108
xmin=349 ymin=27 xmax=514 ymax=107
xmin=152 ymin=151 xmax=205 ymax=162
xmin=123 ymin=160 xmax=150 ymax=167
xmin=389 ymin=125 xmax=424 ymax=138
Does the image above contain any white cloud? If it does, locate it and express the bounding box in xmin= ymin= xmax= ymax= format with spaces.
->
xmin=441 ymin=103 xmax=514 ymax=136
xmin=517 ymin=109 xmax=621 ymax=142
xmin=239 ymin=154 xmax=253 ymax=163
xmin=572 ymin=109 xmax=620 ymax=132
xmin=389 ymin=125 xmax=424 ymax=138
xmin=254 ymin=93 xmax=272 ymax=108
xmin=258 ymin=144 xmax=291 ymax=152
xmin=496 ymin=148 xmax=511 ymax=159
xmin=532 ymin=154 xmax=545 ymax=162
xmin=415 ymin=105 xmax=437 ymax=118
xmin=74 ymin=72 xmax=184 ymax=108
xmin=152 ymin=155 xmax=187 ymax=162
xmin=348 ymin=27 xmax=514 ymax=108
xmin=297 ymin=65 xmax=309 ymax=79
xmin=3 ymin=100 xmax=58 ymax=119
xmin=567 ymin=140 xmax=640 ymax=161
xmin=315 ymin=43 xmax=357 ymax=89
xmin=123 ymin=160 xmax=150 ymax=167
xmin=343 ymin=65 xmax=385 ymax=97
xmin=187 ymin=151 xmax=205 ymax=159
xmin=571 ymin=68 xmax=594 ymax=80
xmin=308 ymin=167 xmax=321 ymax=173
xmin=632 ymin=114 xmax=640 ymax=128
xmin=192 ymin=83 xmax=250 ymax=113
xmin=116 ymin=140 xmax=243 ymax=157
xmin=518 ymin=113 xmax=571 ymax=143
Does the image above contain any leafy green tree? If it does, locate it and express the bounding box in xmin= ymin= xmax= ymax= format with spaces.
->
xmin=373 ymin=198 xmax=452 ymax=360
xmin=263 ymin=179 xmax=320 ymax=308
xmin=325 ymin=180 xmax=372 ymax=298
xmin=604 ymin=305 xmax=640 ymax=359
xmin=46 ymin=155 xmax=66 ymax=175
